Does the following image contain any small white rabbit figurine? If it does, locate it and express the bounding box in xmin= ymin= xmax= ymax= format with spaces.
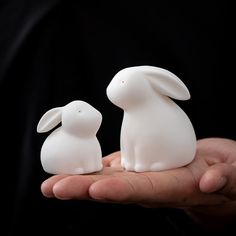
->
xmin=37 ymin=100 xmax=103 ymax=175
xmin=106 ymin=66 xmax=196 ymax=172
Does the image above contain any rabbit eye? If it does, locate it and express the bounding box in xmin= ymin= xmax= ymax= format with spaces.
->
xmin=78 ymin=110 xmax=81 ymax=113
xmin=121 ymin=80 xmax=125 ymax=83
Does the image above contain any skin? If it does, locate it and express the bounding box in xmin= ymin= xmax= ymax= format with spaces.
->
xmin=41 ymin=138 xmax=236 ymax=231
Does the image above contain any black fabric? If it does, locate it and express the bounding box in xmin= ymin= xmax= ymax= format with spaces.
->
xmin=0 ymin=0 xmax=235 ymax=234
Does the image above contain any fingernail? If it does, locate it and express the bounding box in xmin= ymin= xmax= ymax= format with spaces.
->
xmin=215 ymin=177 xmax=227 ymax=191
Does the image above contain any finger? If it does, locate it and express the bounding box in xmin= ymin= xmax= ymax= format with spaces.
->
xmin=200 ymin=163 xmax=236 ymax=199
xmin=89 ymin=170 xmax=186 ymax=204
xmin=52 ymin=175 xmax=96 ymax=200
xmin=109 ymin=156 xmax=121 ymax=167
xmin=51 ymin=170 xmax=116 ymax=200
xmin=41 ymin=175 xmax=68 ymax=197
xmin=102 ymin=151 xmax=120 ymax=167
xmin=88 ymin=176 xmax=134 ymax=202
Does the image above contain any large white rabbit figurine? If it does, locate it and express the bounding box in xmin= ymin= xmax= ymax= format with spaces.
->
xmin=37 ymin=100 xmax=103 ymax=175
xmin=106 ymin=66 xmax=196 ymax=172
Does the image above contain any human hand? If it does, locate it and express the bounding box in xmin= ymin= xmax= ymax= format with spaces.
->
xmin=41 ymin=138 xmax=236 ymax=229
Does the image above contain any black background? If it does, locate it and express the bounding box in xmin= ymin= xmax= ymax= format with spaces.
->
xmin=0 ymin=0 xmax=235 ymax=234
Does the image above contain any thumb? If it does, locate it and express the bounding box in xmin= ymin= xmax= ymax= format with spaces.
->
xmin=199 ymin=163 xmax=236 ymax=199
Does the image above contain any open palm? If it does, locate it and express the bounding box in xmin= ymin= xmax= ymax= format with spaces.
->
xmin=41 ymin=138 xmax=236 ymax=210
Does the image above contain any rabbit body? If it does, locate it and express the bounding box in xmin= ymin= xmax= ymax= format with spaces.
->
xmin=107 ymin=66 xmax=196 ymax=172
xmin=40 ymin=128 xmax=102 ymax=174
xmin=37 ymin=100 xmax=103 ymax=175
xmin=120 ymin=97 xmax=196 ymax=172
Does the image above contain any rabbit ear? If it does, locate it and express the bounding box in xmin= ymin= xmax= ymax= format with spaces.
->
xmin=143 ymin=66 xmax=190 ymax=100
xmin=37 ymin=107 xmax=62 ymax=133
